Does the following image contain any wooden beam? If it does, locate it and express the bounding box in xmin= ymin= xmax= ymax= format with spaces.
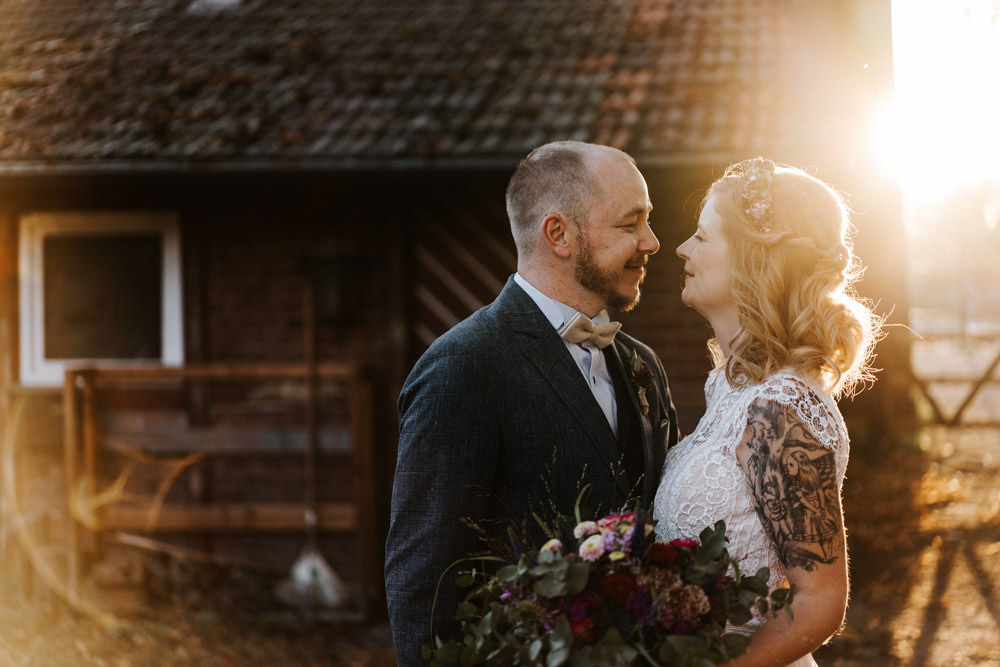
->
xmin=81 ymin=362 xmax=362 ymax=382
xmin=102 ymin=502 xmax=357 ymax=533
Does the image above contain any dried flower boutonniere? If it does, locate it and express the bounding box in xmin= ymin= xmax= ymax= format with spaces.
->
xmin=629 ymin=350 xmax=654 ymax=416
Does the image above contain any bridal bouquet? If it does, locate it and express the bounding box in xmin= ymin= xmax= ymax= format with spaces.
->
xmin=424 ymin=511 xmax=793 ymax=666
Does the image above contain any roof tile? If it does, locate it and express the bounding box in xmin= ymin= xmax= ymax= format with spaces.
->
xmin=0 ymin=0 xmax=854 ymax=167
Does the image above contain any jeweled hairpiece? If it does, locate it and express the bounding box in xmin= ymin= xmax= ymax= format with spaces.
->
xmin=741 ymin=157 xmax=776 ymax=232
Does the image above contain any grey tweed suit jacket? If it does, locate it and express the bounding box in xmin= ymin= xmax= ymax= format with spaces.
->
xmin=384 ymin=277 xmax=679 ymax=665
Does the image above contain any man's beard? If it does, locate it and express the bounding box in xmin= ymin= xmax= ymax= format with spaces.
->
xmin=575 ymin=235 xmax=643 ymax=312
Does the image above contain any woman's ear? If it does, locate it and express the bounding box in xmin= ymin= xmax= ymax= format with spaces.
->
xmin=541 ymin=213 xmax=574 ymax=259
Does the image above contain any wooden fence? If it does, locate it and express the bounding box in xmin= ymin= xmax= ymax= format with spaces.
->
xmin=62 ymin=362 xmax=379 ymax=618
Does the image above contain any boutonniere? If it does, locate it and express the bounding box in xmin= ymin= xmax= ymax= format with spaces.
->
xmin=629 ymin=350 xmax=655 ymax=416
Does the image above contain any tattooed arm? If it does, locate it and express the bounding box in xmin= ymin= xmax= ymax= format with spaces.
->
xmin=728 ymin=397 xmax=849 ymax=667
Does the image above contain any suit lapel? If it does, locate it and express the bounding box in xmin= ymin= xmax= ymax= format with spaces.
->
xmin=514 ymin=330 xmax=621 ymax=455
xmin=607 ymin=338 xmax=656 ymax=505
xmin=496 ymin=279 xmax=629 ymax=496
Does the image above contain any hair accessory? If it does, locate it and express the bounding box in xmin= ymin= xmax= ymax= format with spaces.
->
xmin=742 ymin=157 xmax=776 ymax=232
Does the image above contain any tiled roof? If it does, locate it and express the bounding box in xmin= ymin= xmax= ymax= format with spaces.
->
xmin=0 ymin=0 xmax=851 ymax=168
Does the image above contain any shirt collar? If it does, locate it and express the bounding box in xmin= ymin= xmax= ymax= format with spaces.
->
xmin=513 ymin=273 xmax=612 ymax=330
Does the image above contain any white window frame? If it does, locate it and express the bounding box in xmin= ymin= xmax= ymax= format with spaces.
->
xmin=19 ymin=211 xmax=184 ymax=386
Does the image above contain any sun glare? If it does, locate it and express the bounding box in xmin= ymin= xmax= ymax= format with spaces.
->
xmin=877 ymin=0 xmax=1000 ymax=203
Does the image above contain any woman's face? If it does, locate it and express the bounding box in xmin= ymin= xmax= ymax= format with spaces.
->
xmin=676 ymin=195 xmax=737 ymax=324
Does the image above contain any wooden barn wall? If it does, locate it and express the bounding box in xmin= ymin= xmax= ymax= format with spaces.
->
xmin=0 ymin=171 xmax=407 ymax=594
xmin=0 ymin=159 xmax=908 ymax=600
xmin=400 ymin=174 xmax=516 ymax=357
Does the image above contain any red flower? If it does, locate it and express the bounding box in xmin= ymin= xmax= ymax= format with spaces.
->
xmin=629 ymin=351 xmax=655 ymax=415
xmin=570 ymin=616 xmax=595 ymax=640
xmin=670 ymin=538 xmax=699 ymax=549
xmin=634 ymin=367 xmax=653 ymax=383
xmin=599 ymin=572 xmax=638 ymax=607
xmin=648 ymin=542 xmax=680 ymax=567
xmin=597 ymin=512 xmax=635 ymax=530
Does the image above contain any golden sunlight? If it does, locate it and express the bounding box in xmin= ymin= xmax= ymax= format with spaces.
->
xmin=876 ymin=0 xmax=1000 ymax=203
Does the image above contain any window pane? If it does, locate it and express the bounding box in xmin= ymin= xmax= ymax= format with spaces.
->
xmin=43 ymin=234 xmax=163 ymax=359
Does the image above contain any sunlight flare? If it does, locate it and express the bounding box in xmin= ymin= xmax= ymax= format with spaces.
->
xmin=878 ymin=0 xmax=1000 ymax=202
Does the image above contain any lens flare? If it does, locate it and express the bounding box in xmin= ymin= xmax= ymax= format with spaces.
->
xmin=876 ymin=0 xmax=1000 ymax=203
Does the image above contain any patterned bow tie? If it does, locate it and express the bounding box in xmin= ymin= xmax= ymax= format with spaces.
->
xmin=558 ymin=313 xmax=622 ymax=349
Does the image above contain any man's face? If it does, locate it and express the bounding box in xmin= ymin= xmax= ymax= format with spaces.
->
xmin=573 ymin=157 xmax=659 ymax=312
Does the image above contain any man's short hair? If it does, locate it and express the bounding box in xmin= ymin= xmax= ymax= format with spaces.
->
xmin=506 ymin=141 xmax=632 ymax=256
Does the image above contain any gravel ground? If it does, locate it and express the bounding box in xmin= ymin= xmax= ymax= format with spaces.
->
xmin=815 ymin=425 xmax=1000 ymax=666
xmin=2 ymin=425 xmax=999 ymax=665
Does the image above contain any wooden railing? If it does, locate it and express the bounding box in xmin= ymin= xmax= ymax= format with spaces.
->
xmin=62 ymin=362 xmax=379 ymax=618
xmin=910 ymin=333 xmax=1000 ymax=426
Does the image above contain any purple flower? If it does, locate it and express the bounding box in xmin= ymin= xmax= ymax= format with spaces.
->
xmin=602 ymin=530 xmax=624 ymax=552
xmin=656 ymin=601 xmax=675 ymax=629
xmin=568 ymin=590 xmax=599 ymax=621
xmin=626 ymin=585 xmax=653 ymax=622
xmin=673 ymin=619 xmax=694 ymax=635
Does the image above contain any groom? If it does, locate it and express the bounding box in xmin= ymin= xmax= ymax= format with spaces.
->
xmin=384 ymin=141 xmax=679 ymax=665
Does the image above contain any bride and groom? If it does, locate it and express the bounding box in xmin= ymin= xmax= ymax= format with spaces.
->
xmin=385 ymin=141 xmax=880 ymax=666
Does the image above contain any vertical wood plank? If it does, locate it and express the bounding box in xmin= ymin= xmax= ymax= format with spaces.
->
xmin=62 ymin=369 xmax=81 ymax=604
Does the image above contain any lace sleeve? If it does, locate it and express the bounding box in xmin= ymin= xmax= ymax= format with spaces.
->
xmin=755 ymin=372 xmax=849 ymax=465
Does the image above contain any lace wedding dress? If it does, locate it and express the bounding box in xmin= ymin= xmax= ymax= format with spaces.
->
xmin=653 ymin=368 xmax=849 ymax=667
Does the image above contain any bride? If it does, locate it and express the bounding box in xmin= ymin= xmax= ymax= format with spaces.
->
xmin=653 ymin=158 xmax=881 ymax=666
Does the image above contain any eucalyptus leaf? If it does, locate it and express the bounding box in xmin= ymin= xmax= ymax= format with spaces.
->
xmin=428 ymin=641 xmax=460 ymax=665
xmin=594 ymin=629 xmax=637 ymax=666
xmin=667 ymin=634 xmax=709 ymax=653
xmin=720 ymin=632 xmax=750 ymax=658
xmin=535 ymin=576 xmax=567 ymax=598
xmin=571 ymin=645 xmax=595 ymax=665
xmin=478 ymin=610 xmax=494 ymax=636
xmin=548 ymin=645 xmax=571 ymax=667
xmin=547 ymin=617 xmax=573 ymax=667
xmin=696 ymin=521 xmax=728 ymax=561
xmin=537 ymin=549 xmax=558 ymax=565
xmin=456 ymin=601 xmax=479 ymax=620
xmin=566 ymin=562 xmax=590 ymax=594
xmin=743 ymin=575 xmax=769 ymax=596
xmin=728 ymin=602 xmax=753 ymax=625
xmin=530 ymin=638 xmax=544 ymax=661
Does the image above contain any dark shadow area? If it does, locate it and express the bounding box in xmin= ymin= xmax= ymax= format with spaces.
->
xmin=813 ymin=429 xmax=931 ymax=666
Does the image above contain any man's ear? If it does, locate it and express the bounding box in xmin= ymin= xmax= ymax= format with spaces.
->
xmin=541 ymin=213 xmax=574 ymax=259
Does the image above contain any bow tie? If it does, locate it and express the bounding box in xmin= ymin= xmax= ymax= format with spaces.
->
xmin=559 ymin=313 xmax=622 ymax=349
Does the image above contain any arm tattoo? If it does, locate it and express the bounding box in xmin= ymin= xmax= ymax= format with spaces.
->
xmin=741 ymin=398 xmax=844 ymax=571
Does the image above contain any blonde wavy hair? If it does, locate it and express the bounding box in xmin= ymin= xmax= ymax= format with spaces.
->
xmin=704 ymin=159 xmax=882 ymax=398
